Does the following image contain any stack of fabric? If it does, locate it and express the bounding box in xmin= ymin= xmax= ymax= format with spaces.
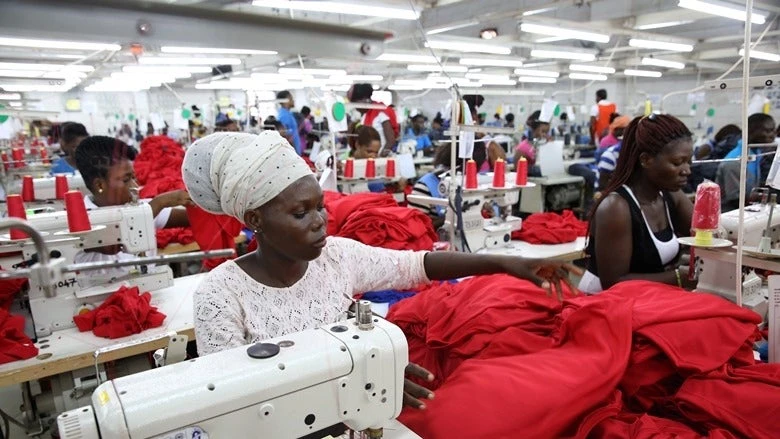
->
xmin=73 ymin=286 xmax=166 ymax=339
xmin=512 ymin=209 xmax=588 ymax=244
xmin=0 ymin=308 xmax=37 ymax=365
xmin=389 ymin=277 xmax=778 ymax=439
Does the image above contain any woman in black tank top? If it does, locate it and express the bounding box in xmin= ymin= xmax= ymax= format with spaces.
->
xmin=581 ymin=114 xmax=696 ymax=292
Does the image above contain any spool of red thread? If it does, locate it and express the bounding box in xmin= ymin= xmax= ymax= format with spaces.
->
xmin=55 ymin=175 xmax=69 ymax=199
xmin=30 ymin=146 xmax=38 ymax=156
xmin=64 ymin=190 xmax=91 ymax=233
xmin=21 ymin=175 xmax=35 ymax=202
xmin=492 ymin=158 xmax=506 ymax=188
xmin=365 ymin=158 xmax=376 ymax=179
xmin=40 ymin=148 xmax=50 ymax=164
xmin=516 ymin=157 xmax=528 ymax=186
xmin=465 ymin=159 xmax=478 ymax=189
xmin=1 ymin=153 xmax=8 ymax=171
xmin=385 ymin=158 xmax=396 ymax=178
xmin=344 ymin=158 xmax=354 ymax=178
xmin=11 ymin=148 xmax=24 ymax=168
xmin=6 ymin=194 xmax=28 ymax=240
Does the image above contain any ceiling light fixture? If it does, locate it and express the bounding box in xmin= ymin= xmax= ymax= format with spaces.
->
xmin=522 ymin=7 xmax=558 ymax=16
xmin=678 ymin=0 xmax=766 ymax=24
xmin=568 ymin=73 xmax=608 ymax=81
xmin=376 ymin=52 xmax=439 ymax=63
xmin=251 ymin=1 xmax=419 ymax=20
xmin=530 ymin=49 xmax=596 ymax=61
xmin=628 ymin=39 xmax=694 ymax=52
xmin=425 ymin=19 xmax=479 ymax=35
xmin=0 ymin=37 xmax=120 ymax=51
xmin=465 ymin=73 xmax=511 ymax=81
xmin=480 ymin=28 xmax=498 ymax=40
xmin=0 ymin=62 xmax=93 ymax=72
xmin=513 ymin=68 xmax=560 ymax=78
xmin=569 ymin=64 xmax=615 ymax=74
xmin=161 ymin=46 xmax=277 ymax=55
xmin=634 ymin=20 xmax=695 ymax=30
xmin=123 ymin=66 xmax=213 ymax=74
xmin=425 ymin=39 xmax=511 ymax=55
xmin=738 ymin=48 xmax=780 ymax=62
xmin=516 ymin=76 xmax=557 ymax=83
xmin=139 ymin=57 xmax=242 ymax=65
xmin=478 ymin=78 xmax=517 ymax=86
xmin=407 ymin=64 xmax=469 ymax=73
xmin=624 ymin=69 xmax=663 ymax=78
xmin=0 ymin=93 xmax=22 ymax=100
xmin=641 ymin=57 xmax=686 ymax=69
xmin=278 ymin=67 xmax=347 ymax=76
xmin=459 ymin=57 xmax=524 ymax=68
xmin=520 ymin=23 xmax=610 ymax=43
xmin=0 ymin=70 xmax=86 ymax=79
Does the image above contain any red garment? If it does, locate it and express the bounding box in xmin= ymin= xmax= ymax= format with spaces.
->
xmin=0 ymin=308 xmax=38 ymax=365
xmin=324 ymin=192 xmax=396 ymax=236
xmin=388 ymin=278 xmax=771 ymax=439
xmin=337 ymin=206 xmax=436 ymax=251
xmin=363 ymin=102 xmax=400 ymax=138
xmin=139 ymin=175 xmax=185 ymax=199
xmin=0 ymin=266 xmax=27 ymax=310
xmin=185 ymin=205 xmax=243 ymax=271
xmin=512 ymin=209 xmax=588 ymax=244
xmin=156 ymin=228 xmax=195 ymax=248
xmin=134 ymin=136 xmax=185 ymax=186
xmin=72 ymin=286 xmax=166 ymax=339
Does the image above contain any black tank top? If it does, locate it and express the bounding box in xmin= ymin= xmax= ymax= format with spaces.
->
xmin=587 ymin=186 xmax=680 ymax=277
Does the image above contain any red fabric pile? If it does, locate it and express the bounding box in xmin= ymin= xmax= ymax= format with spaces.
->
xmin=73 ymin=286 xmax=166 ymax=339
xmin=135 ymin=136 xmax=185 ymax=187
xmin=512 ymin=209 xmax=588 ymax=244
xmin=388 ymin=278 xmax=778 ymax=439
xmin=0 ymin=308 xmax=38 ymax=365
xmin=186 ymin=205 xmax=243 ymax=271
xmin=324 ymin=191 xmax=397 ymax=236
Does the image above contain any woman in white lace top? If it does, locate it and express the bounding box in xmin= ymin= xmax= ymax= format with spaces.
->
xmin=183 ymin=131 xmax=579 ymax=408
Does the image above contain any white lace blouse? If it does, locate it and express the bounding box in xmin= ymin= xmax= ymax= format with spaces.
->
xmin=194 ymin=236 xmax=430 ymax=355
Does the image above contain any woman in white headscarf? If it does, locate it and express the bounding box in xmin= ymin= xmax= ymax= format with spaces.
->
xmin=183 ymin=131 xmax=581 ymax=408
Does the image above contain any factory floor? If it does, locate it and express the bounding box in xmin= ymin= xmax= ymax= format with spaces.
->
xmin=0 ymin=384 xmax=29 ymax=438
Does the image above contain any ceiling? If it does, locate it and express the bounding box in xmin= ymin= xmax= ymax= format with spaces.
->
xmin=0 ymin=0 xmax=776 ymax=98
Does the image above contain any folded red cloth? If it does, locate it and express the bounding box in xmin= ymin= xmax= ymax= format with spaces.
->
xmin=185 ymin=205 xmax=243 ymax=271
xmin=324 ymin=192 xmax=396 ymax=236
xmin=156 ymin=228 xmax=195 ymax=248
xmin=0 ymin=266 xmax=27 ymax=310
xmin=0 ymin=308 xmax=38 ymax=365
xmin=337 ymin=206 xmax=436 ymax=251
xmin=512 ymin=209 xmax=588 ymax=244
xmin=139 ymin=175 xmax=186 ymax=199
xmin=73 ymin=286 xmax=166 ymax=339
xmin=134 ymin=136 xmax=185 ymax=186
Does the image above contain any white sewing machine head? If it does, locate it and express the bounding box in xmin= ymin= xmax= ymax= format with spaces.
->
xmin=720 ymin=203 xmax=780 ymax=247
xmin=0 ymin=203 xmax=173 ymax=337
xmin=58 ymin=311 xmax=409 ymax=439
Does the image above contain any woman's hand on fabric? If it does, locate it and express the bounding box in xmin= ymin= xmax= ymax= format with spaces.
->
xmin=502 ymin=258 xmax=584 ymax=299
xmin=404 ymin=363 xmax=435 ymax=410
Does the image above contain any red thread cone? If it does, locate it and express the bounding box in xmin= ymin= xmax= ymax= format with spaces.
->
xmin=6 ymin=195 xmax=28 ymax=240
xmin=365 ymin=158 xmax=376 ymax=178
xmin=465 ymin=160 xmax=478 ymax=189
xmin=64 ymin=191 xmax=91 ymax=232
xmin=385 ymin=159 xmax=396 ymax=178
xmin=55 ymin=175 xmax=69 ymax=200
xmin=21 ymin=175 xmax=35 ymax=202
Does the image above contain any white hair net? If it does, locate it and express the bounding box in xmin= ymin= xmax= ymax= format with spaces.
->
xmin=182 ymin=131 xmax=314 ymax=221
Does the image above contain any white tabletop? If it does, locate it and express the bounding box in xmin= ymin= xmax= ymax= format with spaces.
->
xmin=0 ymin=273 xmax=204 ymax=387
xmin=478 ymin=237 xmax=587 ymax=261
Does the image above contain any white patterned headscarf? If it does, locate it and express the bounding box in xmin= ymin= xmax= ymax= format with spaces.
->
xmin=182 ymin=131 xmax=313 ymax=221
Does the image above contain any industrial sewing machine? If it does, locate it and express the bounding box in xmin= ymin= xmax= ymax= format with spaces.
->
xmin=0 ymin=203 xmax=217 ymax=338
xmin=57 ymin=302 xmax=411 ymax=439
xmin=408 ymin=172 xmax=524 ymax=253
xmin=517 ymin=141 xmax=585 ymax=214
xmin=4 ymin=173 xmax=87 ymax=201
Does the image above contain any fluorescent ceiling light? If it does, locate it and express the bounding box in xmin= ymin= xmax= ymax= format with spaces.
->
xmin=251 ymin=1 xmax=419 ymax=20
xmin=634 ymin=20 xmax=694 ymax=30
xmin=516 ymin=76 xmax=557 ymax=83
xmin=624 ymin=69 xmax=663 ymax=78
xmin=376 ymin=52 xmax=439 ymax=63
xmin=111 ymin=72 xmax=184 ymax=81
xmin=0 ymin=70 xmax=86 ymax=79
xmin=459 ymin=57 xmax=524 ymax=68
xmin=161 ymin=46 xmax=277 ymax=55
xmin=426 ymin=20 xmax=479 ymax=35
xmin=52 ymin=54 xmax=88 ymax=60
xmin=278 ymin=67 xmax=347 ymax=76
xmin=478 ymin=79 xmax=517 ymax=86
xmin=465 ymin=73 xmax=511 ymax=80
xmin=325 ymin=74 xmax=384 ymax=84
xmin=514 ymin=68 xmax=560 ymax=78
xmin=569 ymin=64 xmax=614 ymax=74
xmin=523 ymin=7 xmax=558 ymax=16
xmin=568 ymin=73 xmax=608 ymax=81
xmin=8 ymin=101 xmax=21 ymax=107
xmin=678 ymin=0 xmax=766 ymax=25
xmin=0 ymin=62 xmax=93 ymax=72
xmin=641 ymin=57 xmax=686 ymax=69
xmin=0 ymin=37 xmax=120 ymax=51
xmin=389 ymin=83 xmax=450 ymax=91
xmin=628 ymin=39 xmax=693 ymax=52
xmin=530 ymin=49 xmax=596 ymax=61
xmin=520 ymin=23 xmax=610 ymax=43
xmin=139 ymin=57 xmax=242 ymax=65
xmin=123 ymin=65 xmax=213 ymax=74
xmin=425 ymin=40 xmax=511 ymax=55
xmin=0 ymin=84 xmax=75 ymax=92
xmin=535 ymin=37 xmax=570 ymax=43
xmin=460 ymin=88 xmax=542 ymax=96
xmin=738 ymin=48 xmax=780 ymax=62
xmin=0 ymin=93 xmax=22 ymax=100
xmin=407 ymin=64 xmax=468 ymax=73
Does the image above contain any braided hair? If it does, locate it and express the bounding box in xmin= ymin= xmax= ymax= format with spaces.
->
xmin=75 ymin=136 xmax=138 ymax=192
xmin=591 ymin=114 xmax=692 ymax=218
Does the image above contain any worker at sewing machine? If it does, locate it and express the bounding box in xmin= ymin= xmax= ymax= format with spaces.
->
xmin=72 ymin=136 xmax=191 ymax=278
xmin=347 ymin=83 xmax=399 ymax=157
xmin=181 ymin=131 xmax=580 ymax=408
xmin=462 ymin=94 xmax=506 ymax=173
xmin=50 ymin=122 xmax=88 ymax=175
xmin=580 ymin=114 xmax=696 ymax=294
xmin=513 ymin=110 xmax=551 ymax=177
xmin=402 ymin=114 xmax=433 ymax=153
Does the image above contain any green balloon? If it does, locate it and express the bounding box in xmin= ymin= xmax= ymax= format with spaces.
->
xmin=115 ymin=113 xmax=120 ymax=120
xmin=237 ymin=110 xmax=244 ymax=116
xmin=332 ymin=102 xmax=346 ymax=121
xmin=520 ymin=106 xmax=525 ymax=113
xmin=553 ymin=104 xmax=561 ymax=117
xmin=128 ymin=113 xmax=135 ymax=121
xmin=181 ymin=109 xmax=192 ymax=119
xmin=706 ymin=108 xmax=715 ymax=117
xmin=691 ymin=104 xmax=697 ymax=111
xmin=0 ymin=104 xmax=7 ymax=124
